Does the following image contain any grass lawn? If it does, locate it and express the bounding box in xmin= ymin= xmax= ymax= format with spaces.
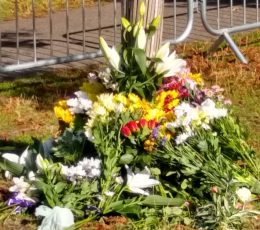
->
xmin=0 ymin=30 xmax=259 ymax=229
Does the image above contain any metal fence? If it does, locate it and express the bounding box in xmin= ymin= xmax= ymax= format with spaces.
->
xmin=200 ymin=0 xmax=260 ymax=63
xmin=0 ymin=0 xmax=259 ymax=73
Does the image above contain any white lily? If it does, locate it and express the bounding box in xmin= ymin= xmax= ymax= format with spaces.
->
xmin=156 ymin=42 xmax=170 ymax=60
xmin=35 ymin=205 xmax=74 ymax=230
xmin=125 ymin=165 xmax=160 ymax=196
xmin=155 ymin=42 xmax=186 ymax=77
xmin=2 ymin=146 xmax=29 ymax=165
xmin=2 ymin=146 xmax=29 ymax=179
xmin=100 ymin=37 xmax=120 ymax=71
xmin=155 ymin=51 xmax=186 ymax=77
xmin=136 ymin=27 xmax=146 ymax=50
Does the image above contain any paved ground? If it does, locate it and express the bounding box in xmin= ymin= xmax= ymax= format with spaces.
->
xmin=0 ymin=1 xmax=259 ymax=77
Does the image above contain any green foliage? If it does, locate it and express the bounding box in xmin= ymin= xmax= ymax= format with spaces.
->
xmin=52 ymin=129 xmax=90 ymax=164
xmin=34 ymin=163 xmax=100 ymax=218
xmin=108 ymin=15 xmax=164 ymax=100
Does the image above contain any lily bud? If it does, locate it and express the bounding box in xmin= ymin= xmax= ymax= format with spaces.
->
xmin=121 ymin=17 xmax=132 ymax=32
xmin=150 ymin=16 xmax=161 ymax=28
xmin=136 ymin=27 xmax=147 ymax=50
xmin=99 ymin=37 xmax=120 ymax=71
xmin=139 ymin=1 xmax=145 ymax=16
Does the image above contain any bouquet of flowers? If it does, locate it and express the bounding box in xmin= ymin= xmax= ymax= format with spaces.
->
xmin=1 ymin=3 xmax=260 ymax=229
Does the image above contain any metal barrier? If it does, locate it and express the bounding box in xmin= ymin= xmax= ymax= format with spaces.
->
xmin=0 ymin=0 xmax=259 ymax=73
xmin=0 ymin=0 xmax=194 ymax=73
xmin=200 ymin=0 xmax=260 ymax=64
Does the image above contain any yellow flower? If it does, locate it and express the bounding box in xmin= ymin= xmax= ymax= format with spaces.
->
xmin=128 ymin=93 xmax=142 ymax=104
xmin=114 ymin=94 xmax=128 ymax=105
xmin=143 ymin=108 xmax=164 ymax=121
xmin=54 ymin=100 xmax=74 ymax=124
xmin=188 ymin=73 xmax=204 ymax=86
xmin=155 ymin=90 xmax=179 ymax=112
xmin=144 ymin=138 xmax=156 ymax=152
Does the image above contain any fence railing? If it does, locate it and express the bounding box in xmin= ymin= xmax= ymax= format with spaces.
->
xmin=200 ymin=0 xmax=260 ymax=64
xmin=0 ymin=0 xmax=260 ymax=73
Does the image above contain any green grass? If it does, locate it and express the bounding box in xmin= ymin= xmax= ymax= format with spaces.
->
xmin=0 ymin=68 xmax=98 ymax=146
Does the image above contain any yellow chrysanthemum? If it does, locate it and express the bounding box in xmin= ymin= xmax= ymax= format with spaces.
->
xmin=128 ymin=93 xmax=142 ymax=104
xmin=143 ymin=108 xmax=164 ymax=121
xmin=113 ymin=93 xmax=128 ymax=106
xmin=54 ymin=100 xmax=74 ymax=124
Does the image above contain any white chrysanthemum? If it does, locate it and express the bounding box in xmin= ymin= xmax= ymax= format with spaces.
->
xmin=97 ymin=93 xmax=116 ymax=112
xmin=78 ymin=157 xmax=101 ymax=178
xmin=91 ymin=104 xmax=107 ymax=117
xmin=61 ymin=158 xmax=101 ymax=182
xmin=200 ymin=99 xmax=227 ymax=120
xmin=67 ymin=91 xmax=92 ymax=114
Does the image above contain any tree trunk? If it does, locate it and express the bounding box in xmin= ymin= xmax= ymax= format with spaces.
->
xmin=122 ymin=0 xmax=164 ymax=57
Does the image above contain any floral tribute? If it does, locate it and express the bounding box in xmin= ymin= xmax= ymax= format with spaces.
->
xmin=1 ymin=3 xmax=260 ymax=229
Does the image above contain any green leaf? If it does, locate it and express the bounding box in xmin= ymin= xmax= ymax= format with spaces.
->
xmin=198 ymin=140 xmax=208 ymax=153
xmin=134 ymin=48 xmax=147 ymax=75
xmin=107 ymin=199 xmax=141 ymax=217
xmin=0 ymin=156 xmax=25 ymax=176
xmin=150 ymin=167 xmax=161 ymax=176
xmin=120 ymin=153 xmax=134 ymax=164
xmin=251 ymin=181 xmax=260 ymax=194
xmin=166 ymin=171 xmax=176 ymax=176
xmin=54 ymin=182 xmax=67 ymax=194
xmin=181 ymin=179 xmax=188 ymax=190
xmin=142 ymin=195 xmax=184 ymax=206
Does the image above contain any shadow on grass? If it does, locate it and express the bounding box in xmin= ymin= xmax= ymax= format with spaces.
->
xmin=0 ymin=139 xmax=28 ymax=152
xmin=0 ymin=65 xmax=100 ymax=110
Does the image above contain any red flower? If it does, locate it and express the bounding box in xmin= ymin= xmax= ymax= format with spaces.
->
xmin=121 ymin=126 xmax=132 ymax=137
xmin=148 ymin=119 xmax=157 ymax=129
xmin=127 ymin=121 xmax=139 ymax=132
xmin=138 ymin=119 xmax=148 ymax=128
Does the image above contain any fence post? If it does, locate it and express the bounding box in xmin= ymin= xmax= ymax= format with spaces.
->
xmin=122 ymin=0 xmax=164 ymax=57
